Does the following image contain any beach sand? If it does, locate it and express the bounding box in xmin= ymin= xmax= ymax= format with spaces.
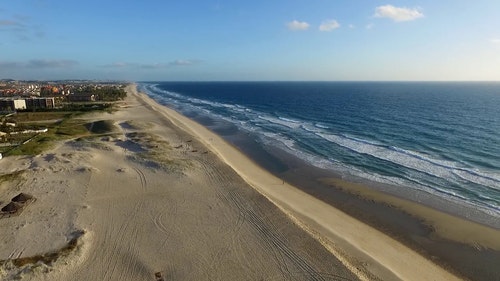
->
xmin=0 ymin=84 xmax=497 ymax=280
xmin=0 ymin=85 xmax=358 ymax=280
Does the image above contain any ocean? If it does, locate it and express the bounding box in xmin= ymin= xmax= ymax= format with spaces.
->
xmin=139 ymin=82 xmax=500 ymax=227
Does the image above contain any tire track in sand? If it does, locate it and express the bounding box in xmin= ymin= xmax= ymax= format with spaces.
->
xmin=184 ymin=160 xmax=239 ymax=280
xmin=196 ymin=157 xmax=339 ymax=280
xmin=71 ymin=164 xmax=149 ymax=280
xmin=100 ymin=199 xmax=146 ymax=280
xmin=133 ymin=167 xmax=148 ymax=192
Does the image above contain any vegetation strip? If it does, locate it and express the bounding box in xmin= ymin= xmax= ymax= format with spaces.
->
xmin=0 ymin=230 xmax=85 ymax=267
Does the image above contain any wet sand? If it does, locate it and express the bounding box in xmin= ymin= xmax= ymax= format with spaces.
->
xmin=162 ymin=85 xmax=500 ymax=280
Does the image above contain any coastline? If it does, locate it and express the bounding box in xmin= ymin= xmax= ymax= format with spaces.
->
xmin=132 ymin=85 xmax=473 ymax=280
xmin=1 ymin=83 xmax=498 ymax=280
xmin=144 ymin=81 xmax=499 ymax=230
xmin=137 ymin=84 xmax=500 ymax=280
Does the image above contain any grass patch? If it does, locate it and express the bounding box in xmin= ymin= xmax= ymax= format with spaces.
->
xmin=70 ymin=136 xmax=115 ymax=151
xmin=0 ymin=230 xmax=85 ymax=268
xmin=6 ymin=134 xmax=56 ymax=156
xmin=86 ymin=120 xmax=116 ymax=134
xmin=2 ymin=112 xmax=89 ymax=156
xmin=127 ymin=132 xmax=172 ymax=153
xmin=12 ymin=112 xmax=73 ymax=123
xmin=124 ymin=120 xmax=153 ymax=130
xmin=56 ymin=119 xmax=89 ymax=136
xmin=0 ymin=102 xmax=119 ymax=157
xmin=4 ymin=120 xmax=92 ymax=157
xmin=0 ymin=170 xmax=24 ymax=185
xmin=126 ymin=132 xmax=191 ymax=171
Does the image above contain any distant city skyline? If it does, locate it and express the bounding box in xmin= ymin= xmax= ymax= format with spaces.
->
xmin=1 ymin=0 xmax=499 ymax=81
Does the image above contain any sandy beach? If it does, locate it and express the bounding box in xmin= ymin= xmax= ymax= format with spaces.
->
xmin=0 ymin=84 xmax=498 ymax=280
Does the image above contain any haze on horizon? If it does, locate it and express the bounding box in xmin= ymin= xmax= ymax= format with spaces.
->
xmin=1 ymin=0 xmax=499 ymax=81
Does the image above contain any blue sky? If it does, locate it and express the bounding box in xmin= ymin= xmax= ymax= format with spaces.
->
xmin=1 ymin=0 xmax=499 ymax=81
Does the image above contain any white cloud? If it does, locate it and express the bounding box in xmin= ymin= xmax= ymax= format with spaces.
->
xmin=490 ymin=38 xmax=500 ymax=44
xmin=0 ymin=59 xmax=78 ymax=68
xmin=374 ymin=5 xmax=424 ymax=22
xmin=169 ymin=59 xmax=202 ymax=66
xmin=28 ymin=59 xmax=78 ymax=68
xmin=0 ymin=61 xmax=23 ymax=68
xmin=287 ymin=20 xmax=310 ymax=31
xmin=348 ymin=24 xmax=355 ymax=29
xmin=139 ymin=63 xmax=168 ymax=69
xmin=0 ymin=15 xmax=46 ymax=41
xmin=319 ymin=20 xmax=340 ymax=32
xmin=366 ymin=23 xmax=374 ymax=30
xmin=100 ymin=59 xmax=202 ymax=69
xmin=0 ymin=20 xmax=22 ymax=27
xmin=101 ymin=62 xmax=132 ymax=68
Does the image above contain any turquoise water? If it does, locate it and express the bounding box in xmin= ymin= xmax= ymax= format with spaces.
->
xmin=141 ymin=82 xmax=500 ymax=223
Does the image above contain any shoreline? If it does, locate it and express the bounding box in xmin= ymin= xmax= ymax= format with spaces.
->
xmin=131 ymin=85 xmax=471 ymax=280
xmin=1 ymin=83 xmax=498 ymax=280
xmin=263 ymin=140 xmax=500 ymax=249
xmin=139 ymin=84 xmax=500 ymax=280
xmin=197 ymin=108 xmax=499 ymax=228
xmin=139 ymin=83 xmax=500 ymax=280
xmin=145 ymin=82 xmax=499 ymax=230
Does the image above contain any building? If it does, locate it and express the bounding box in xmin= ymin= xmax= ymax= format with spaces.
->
xmin=25 ymin=97 xmax=56 ymax=110
xmin=0 ymin=98 xmax=26 ymax=111
xmin=67 ymin=93 xmax=97 ymax=102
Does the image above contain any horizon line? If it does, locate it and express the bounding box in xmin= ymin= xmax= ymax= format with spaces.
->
xmin=3 ymin=79 xmax=500 ymax=83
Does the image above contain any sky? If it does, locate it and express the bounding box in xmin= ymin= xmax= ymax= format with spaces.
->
xmin=1 ymin=0 xmax=499 ymax=81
